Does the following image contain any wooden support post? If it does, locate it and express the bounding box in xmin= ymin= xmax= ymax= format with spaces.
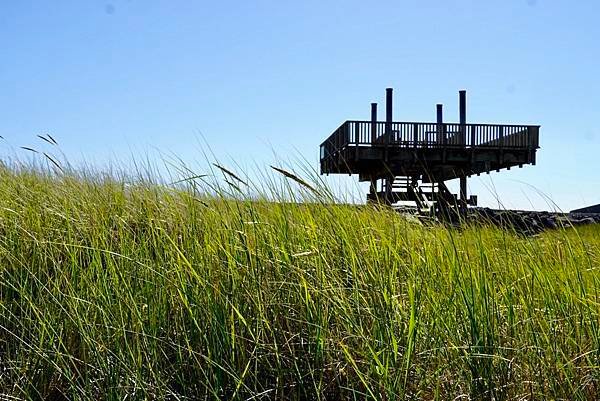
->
xmin=385 ymin=176 xmax=394 ymax=205
xmin=437 ymin=103 xmax=447 ymax=162
xmin=370 ymin=103 xmax=377 ymax=143
xmin=369 ymin=177 xmax=377 ymax=201
xmin=460 ymin=176 xmax=468 ymax=214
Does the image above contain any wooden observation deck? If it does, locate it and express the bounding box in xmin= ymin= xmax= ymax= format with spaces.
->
xmin=319 ymin=89 xmax=540 ymax=213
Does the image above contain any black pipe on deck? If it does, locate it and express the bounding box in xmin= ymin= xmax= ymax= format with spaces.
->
xmin=383 ymin=88 xmax=394 ymax=203
xmin=459 ymin=90 xmax=466 ymax=126
xmin=385 ymin=88 xmax=393 ymax=135
xmin=459 ymin=90 xmax=468 ymax=211
xmin=370 ymin=102 xmax=377 ymax=143
xmin=369 ymin=102 xmax=378 ymax=197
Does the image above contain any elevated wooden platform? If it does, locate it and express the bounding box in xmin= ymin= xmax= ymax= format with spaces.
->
xmin=320 ymin=120 xmax=540 ymax=181
xmin=319 ymin=88 xmax=541 ymax=214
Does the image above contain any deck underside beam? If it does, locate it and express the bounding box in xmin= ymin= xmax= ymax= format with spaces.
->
xmin=322 ymin=145 xmax=535 ymax=182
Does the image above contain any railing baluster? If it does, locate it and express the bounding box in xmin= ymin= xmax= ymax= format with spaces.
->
xmin=359 ymin=122 xmax=362 ymax=143
xmin=358 ymin=122 xmax=362 ymax=144
xmin=362 ymin=122 xmax=365 ymax=144
xmin=362 ymin=122 xmax=365 ymax=143
xmin=443 ymin=123 xmax=447 ymax=147
xmin=400 ymin=123 xmax=404 ymax=147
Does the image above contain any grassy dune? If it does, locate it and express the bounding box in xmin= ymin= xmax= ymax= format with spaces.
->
xmin=0 ymin=166 xmax=599 ymax=400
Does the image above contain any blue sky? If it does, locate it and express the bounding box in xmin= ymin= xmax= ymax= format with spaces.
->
xmin=1 ymin=1 xmax=598 ymax=210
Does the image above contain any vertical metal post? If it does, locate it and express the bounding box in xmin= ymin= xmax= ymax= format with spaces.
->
xmin=385 ymin=88 xmax=393 ymax=137
xmin=459 ymin=90 xmax=466 ymax=145
xmin=384 ymin=88 xmax=393 ymax=162
xmin=436 ymin=104 xmax=443 ymax=145
xmin=459 ymin=90 xmax=467 ymax=213
xmin=370 ymin=103 xmax=377 ymax=143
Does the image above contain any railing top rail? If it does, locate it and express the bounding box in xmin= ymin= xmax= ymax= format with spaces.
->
xmin=344 ymin=120 xmax=541 ymax=128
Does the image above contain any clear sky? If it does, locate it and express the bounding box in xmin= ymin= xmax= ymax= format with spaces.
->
xmin=1 ymin=1 xmax=599 ymax=210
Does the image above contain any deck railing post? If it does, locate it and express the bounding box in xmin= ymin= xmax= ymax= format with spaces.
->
xmin=499 ymin=126 xmax=505 ymax=164
xmin=528 ymin=126 xmax=539 ymax=165
xmin=528 ymin=126 xmax=538 ymax=148
xmin=371 ymin=103 xmax=377 ymax=143
xmin=413 ymin=123 xmax=418 ymax=149
xmin=334 ymin=127 xmax=338 ymax=152
xmin=470 ymin=125 xmax=476 ymax=162
xmin=354 ymin=121 xmax=360 ymax=159
xmin=436 ymin=104 xmax=443 ymax=146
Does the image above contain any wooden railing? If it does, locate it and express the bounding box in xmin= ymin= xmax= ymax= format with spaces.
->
xmin=320 ymin=120 xmax=540 ymax=161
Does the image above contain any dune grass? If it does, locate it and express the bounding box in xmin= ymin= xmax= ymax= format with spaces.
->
xmin=0 ymin=164 xmax=598 ymax=400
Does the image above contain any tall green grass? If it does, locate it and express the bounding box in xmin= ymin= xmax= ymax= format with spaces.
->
xmin=0 ymin=164 xmax=598 ymax=400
